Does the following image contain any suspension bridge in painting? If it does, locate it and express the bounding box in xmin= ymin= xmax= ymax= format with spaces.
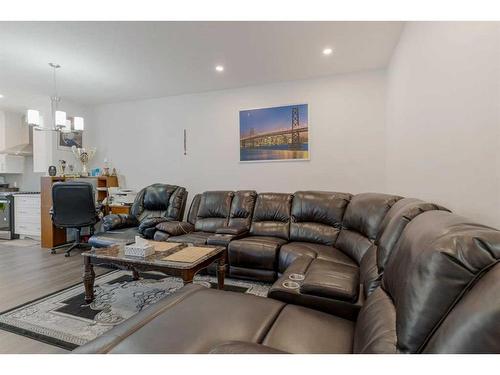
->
xmin=240 ymin=106 xmax=308 ymax=149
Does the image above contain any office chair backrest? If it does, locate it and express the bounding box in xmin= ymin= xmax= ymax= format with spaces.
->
xmin=52 ymin=182 xmax=97 ymax=228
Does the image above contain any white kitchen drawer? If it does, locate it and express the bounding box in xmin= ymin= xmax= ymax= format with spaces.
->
xmin=15 ymin=222 xmax=41 ymax=237
xmin=14 ymin=195 xmax=41 ymax=237
xmin=15 ymin=216 xmax=40 ymax=227
xmin=14 ymin=196 xmax=40 ymax=207
xmin=15 ymin=207 xmax=40 ymax=217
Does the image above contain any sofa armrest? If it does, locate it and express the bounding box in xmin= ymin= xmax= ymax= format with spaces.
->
xmin=138 ymin=217 xmax=171 ymax=238
xmin=215 ymin=227 xmax=248 ymax=236
xmin=102 ymin=214 xmax=139 ymax=231
xmin=209 ymin=341 xmax=287 ymax=354
xmin=155 ymin=221 xmax=194 ymax=236
xmin=207 ymin=230 xmax=249 ymax=247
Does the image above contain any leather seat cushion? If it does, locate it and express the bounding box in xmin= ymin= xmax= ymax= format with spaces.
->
xmin=301 ymin=259 xmax=360 ymax=302
xmin=74 ymin=285 xmax=285 ymax=354
xmin=262 ymin=304 xmax=354 ymax=354
xmin=168 ymin=231 xmax=212 ymax=245
xmin=74 ymin=284 xmax=354 ymax=354
xmin=88 ymin=227 xmax=139 ymax=248
xmin=278 ymin=242 xmax=357 ymax=273
xmin=229 ymin=236 xmax=287 ymax=270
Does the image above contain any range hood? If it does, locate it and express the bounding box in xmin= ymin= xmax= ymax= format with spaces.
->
xmin=0 ymin=125 xmax=34 ymax=156
xmin=1 ymin=143 xmax=33 ymax=156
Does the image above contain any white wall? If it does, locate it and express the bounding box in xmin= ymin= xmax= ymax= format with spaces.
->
xmin=386 ymin=22 xmax=500 ymax=227
xmin=86 ymin=22 xmax=500 ymax=228
xmin=87 ymin=70 xmax=387 ymax=205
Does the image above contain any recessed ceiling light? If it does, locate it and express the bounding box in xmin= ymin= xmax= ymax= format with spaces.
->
xmin=323 ymin=47 xmax=333 ymax=56
xmin=0 ymin=94 xmax=4 ymax=99
xmin=215 ymin=65 xmax=224 ymax=72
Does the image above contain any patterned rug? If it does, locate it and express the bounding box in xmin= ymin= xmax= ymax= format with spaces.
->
xmin=0 ymin=271 xmax=270 ymax=350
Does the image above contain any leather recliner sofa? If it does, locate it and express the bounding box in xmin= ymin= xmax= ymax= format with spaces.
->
xmin=88 ymin=183 xmax=187 ymax=247
xmin=74 ymin=210 xmax=500 ymax=353
xmin=153 ymin=190 xmax=447 ymax=318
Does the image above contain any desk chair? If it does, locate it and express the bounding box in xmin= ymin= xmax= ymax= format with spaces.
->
xmin=50 ymin=182 xmax=100 ymax=257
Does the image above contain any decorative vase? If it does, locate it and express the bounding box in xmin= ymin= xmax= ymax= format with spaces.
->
xmin=71 ymin=146 xmax=96 ymax=177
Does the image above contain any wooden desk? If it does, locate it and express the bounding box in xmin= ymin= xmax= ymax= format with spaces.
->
xmin=40 ymin=176 xmax=119 ymax=249
xmin=109 ymin=205 xmax=131 ymax=215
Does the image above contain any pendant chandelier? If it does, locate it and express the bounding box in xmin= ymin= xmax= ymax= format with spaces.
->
xmin=27 ymin=63 xmax=84 ymax=132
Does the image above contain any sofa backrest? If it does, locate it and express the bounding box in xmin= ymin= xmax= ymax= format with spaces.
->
xmin=375 ymin=198 xmax=448 ymax=273
xmin=335 ymin=193 xmax=401 ymax=265
xmin=228 ymin=190 xmax=257 ymax=230
xmin=131 ymin=183 xmax=187 ymax=222
xmin=250 ymin=193 xmax=293 ymax=240
xmin=353 ymin=210 xmax=500 ymax=354
xmin=194 ymin=191 xmax=234 ymax=232
xmin=187 ymin=194 xmax=202 ymax=225
xmin=421 ymin=262 xmax=500 ymax=353
xmin=289 ymin=191 xmax=351 ymax=246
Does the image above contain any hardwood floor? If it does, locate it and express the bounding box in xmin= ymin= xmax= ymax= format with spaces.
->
xmin=0 ymin=239 xmax=107 ymax=354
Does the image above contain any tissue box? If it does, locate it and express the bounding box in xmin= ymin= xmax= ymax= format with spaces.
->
xmin=124 ymin=236 xmax=155 ymax=257
xmin=124 ymin=243 xmax=154 ymax=257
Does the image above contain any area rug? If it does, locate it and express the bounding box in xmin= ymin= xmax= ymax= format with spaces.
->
xmin=0 ymin=271 xmax=270 ymax=350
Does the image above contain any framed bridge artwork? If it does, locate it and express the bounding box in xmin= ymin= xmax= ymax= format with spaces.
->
xmin=239 ymin=104 xmax=309 ymax=162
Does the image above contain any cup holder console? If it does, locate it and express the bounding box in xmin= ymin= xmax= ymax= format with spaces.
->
xmin=282 ymin=280 xmax=300 ymax=289
xmin=289 ymin=273 xmax=305 ymax=281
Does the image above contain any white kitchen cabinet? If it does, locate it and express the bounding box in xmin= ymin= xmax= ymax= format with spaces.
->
xmin=0 ymin=154 xmax=24 ymax=174
xmin=14 ymin=194 xmax=41 ymax=238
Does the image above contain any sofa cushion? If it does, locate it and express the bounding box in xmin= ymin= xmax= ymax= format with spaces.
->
xmin=261 ymin=304 xmax=354 ymax=354
xmin=166 ymin=186 xmax=187 ymax=221
xmin=74 ymin=285 xmax=285 ymax=354
xmin=142 ymin=184 xmax=176 ymax=211
xmin=422 ymin=263 xmax=500 ymax=354
xmin=167 ymin=231 xmax=212 ymax=245
xmin=228 ymin=190 xmax=257 ymax=230
xmin=290 ymin=191 xmax=351 ymax=245
xmin=250 ymin=193 xmax=292 ymax=240
xmin=375 ymin=197 xmax=448 ymax=273
xmin=342 ymin=193 xmax=402 ymax=240
xmin=353 ymin=287 xmax=397 ymax=354
xmin=229 ymin=236 xmax=287 ymax=271
xmin=74 ymin=284 xmax=356 ymax=354
xmin=156 ymin=221 xmax=194 ymax=236
xmin=229 ymin=266 xmax=277 ymax=283
xmin=187 ymin=194 xmax=202 ymax=225
xmin=359 ymin=244 xmax=380 ymax=297
xmin=131 ymin=184 xmax=183 ymax=222
xmin=335 ymin=229 xmax=373 ymax=265
xmin=300 ymin=259 xmax=359 ymax=302
xmin=194 ymin=191 xmax=234 ymax=233
xmin=209 ymin=341 xmax=287 ymax=354
xmin=278 ymin=241 xmax=357 ymax=273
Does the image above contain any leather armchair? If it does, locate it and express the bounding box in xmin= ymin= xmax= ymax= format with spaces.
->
xmin=88 ymin=183 xmax=187 ymax=247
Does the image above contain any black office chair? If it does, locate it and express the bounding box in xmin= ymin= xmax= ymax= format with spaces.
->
xmin=50 ymin=182 xmax=100 ymax=257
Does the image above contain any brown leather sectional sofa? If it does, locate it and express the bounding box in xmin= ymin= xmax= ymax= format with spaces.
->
xmin=75 ymin=190 xmax=500 ymax=353
xmin=154 ymin=190 xmax=448 ymax=318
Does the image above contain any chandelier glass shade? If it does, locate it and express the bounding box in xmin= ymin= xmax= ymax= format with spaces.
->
xmin=27 ymin=63 xmax=84 ymax=132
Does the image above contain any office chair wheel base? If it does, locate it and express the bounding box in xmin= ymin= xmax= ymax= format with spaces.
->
xmin=50 ymin=249 xmax=57 ymax=255
xmin=64 ymin=252 xmax=71 ymax=257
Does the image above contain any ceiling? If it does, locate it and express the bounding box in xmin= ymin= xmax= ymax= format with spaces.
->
xmin=0 ymin=21 xmax=404 ymax=108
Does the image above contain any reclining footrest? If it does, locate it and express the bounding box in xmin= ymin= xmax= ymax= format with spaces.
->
xmin=300 ymin=259 xmax=360 ymax=302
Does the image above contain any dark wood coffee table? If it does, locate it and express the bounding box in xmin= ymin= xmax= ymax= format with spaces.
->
xmin=81 ymin=242 xmax=226 ymax=304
